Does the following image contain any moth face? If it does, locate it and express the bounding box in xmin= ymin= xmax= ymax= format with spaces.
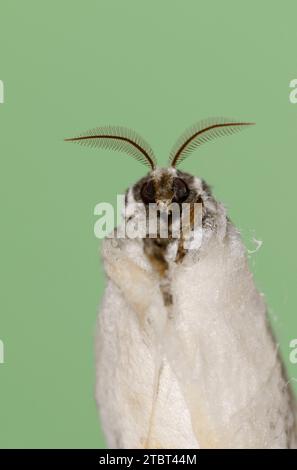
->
xmin=132 ymin=168 xmax=203 ymax=210
xmin=123 ymin=168 xmax=214 ymax=241
xmin=66 ymin=118 xmax=251 ymax=243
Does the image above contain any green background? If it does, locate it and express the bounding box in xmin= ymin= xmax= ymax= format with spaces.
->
xmin=0 ymin=0 xmax=296 ymax=448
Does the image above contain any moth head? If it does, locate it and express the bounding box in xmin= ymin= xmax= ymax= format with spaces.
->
xmin=126 ymin=168 xmax=214 ymax=243
xmin=65 ymin=118 xmax=254 ymax=230
xmin=132 ymin=168 xmax=195 ymax=210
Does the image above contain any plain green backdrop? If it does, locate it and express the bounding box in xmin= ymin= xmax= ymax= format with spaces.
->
xmin=0 ymin=0 xmax=297 ymax=448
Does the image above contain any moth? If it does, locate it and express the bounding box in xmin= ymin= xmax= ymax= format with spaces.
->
xmin=66 ymin=118 xmax=297 ymax=449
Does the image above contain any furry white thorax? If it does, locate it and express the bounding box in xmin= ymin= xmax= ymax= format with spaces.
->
xmin=95 ymin=173 xmax=297 ymax=449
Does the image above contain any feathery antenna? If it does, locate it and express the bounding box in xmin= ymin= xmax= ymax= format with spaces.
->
xmin=169 ymin=118 xmax=255 ymax=167
xmin=65 ymin=126 xmax=156 ymax=170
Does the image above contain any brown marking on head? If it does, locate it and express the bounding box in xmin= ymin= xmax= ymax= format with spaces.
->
xmin=154 ymin=171 xmax=174 ymax=203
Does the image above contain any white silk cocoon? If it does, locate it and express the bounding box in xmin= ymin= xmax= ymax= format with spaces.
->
xmin=95 ymin=221 xmax=297 ymax=449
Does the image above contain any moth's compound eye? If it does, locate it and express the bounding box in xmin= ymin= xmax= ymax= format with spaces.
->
xmin=141 ymin=180 xmax=155 ymax=204
xmin=172 ymin=178 xmax=189 ymax=203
